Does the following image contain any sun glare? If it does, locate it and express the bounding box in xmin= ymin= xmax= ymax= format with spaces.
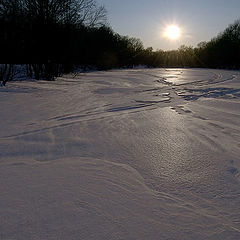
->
xmin=165 ymin=25 xmax=180 ymax=40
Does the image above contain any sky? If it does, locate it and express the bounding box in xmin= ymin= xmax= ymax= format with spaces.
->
xmin=98 ymin=0 xmax=240 ymax=50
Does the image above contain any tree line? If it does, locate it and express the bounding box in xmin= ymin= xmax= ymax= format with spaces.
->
xmin=0 ymin=0 xmax=240 ymax=85
xmin=156 ymin=19 xmax=240 ymax=69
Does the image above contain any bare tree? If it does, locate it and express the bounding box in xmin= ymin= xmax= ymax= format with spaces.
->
xmin=75 ymin=0 xmax=107 ymax=27
xmin=0 ymin=64 xmax=13 ymax=86
xmin=0 ymin=0 xmax=107 ymax=81
xmin=8 ymin=0 xmax=107 ymax=26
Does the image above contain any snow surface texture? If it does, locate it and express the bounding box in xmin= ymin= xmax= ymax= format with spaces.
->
xmin=1 ymin=68 xmax=240 ymax=240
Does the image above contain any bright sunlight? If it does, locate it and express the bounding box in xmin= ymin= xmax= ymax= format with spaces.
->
xmin=164 ymin=25 xmax=181 ymax=40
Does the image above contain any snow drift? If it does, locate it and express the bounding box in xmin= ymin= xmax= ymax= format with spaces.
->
xmin=1 ymin=68 xmax=240 ymax=239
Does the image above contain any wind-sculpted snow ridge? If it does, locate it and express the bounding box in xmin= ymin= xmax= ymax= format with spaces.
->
xmin=1 ymin=68 xmax=240 ymax=239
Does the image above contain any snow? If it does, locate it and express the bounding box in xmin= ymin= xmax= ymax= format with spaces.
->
xmin=1 ymin=68 xmax=240 ymax=239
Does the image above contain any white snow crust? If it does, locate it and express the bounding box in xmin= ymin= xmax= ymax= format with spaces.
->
xmin=1 ymin=68 xmax=240 ymax=239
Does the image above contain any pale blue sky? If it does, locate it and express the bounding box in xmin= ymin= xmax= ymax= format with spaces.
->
xmin=99 ymin=0 xmax=240 ymax=50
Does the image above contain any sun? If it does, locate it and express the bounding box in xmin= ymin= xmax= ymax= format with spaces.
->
xmin=164 ymin=25 xmax=181 ymax=40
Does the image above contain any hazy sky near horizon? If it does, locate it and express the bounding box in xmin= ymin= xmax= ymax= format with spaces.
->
xmin=98 ymin=0 xmax=240 ymax=50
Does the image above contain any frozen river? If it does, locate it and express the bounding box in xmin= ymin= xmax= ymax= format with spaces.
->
xmin=1 ymin=68 xmax=240 ymax=239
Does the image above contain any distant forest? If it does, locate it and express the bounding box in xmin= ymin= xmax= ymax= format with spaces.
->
xmin=1 ymin=0 xmax=240 ymax=85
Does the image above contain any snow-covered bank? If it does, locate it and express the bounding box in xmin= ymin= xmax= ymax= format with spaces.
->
xmin=1 ymin=68 xmax=240 ymax=239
